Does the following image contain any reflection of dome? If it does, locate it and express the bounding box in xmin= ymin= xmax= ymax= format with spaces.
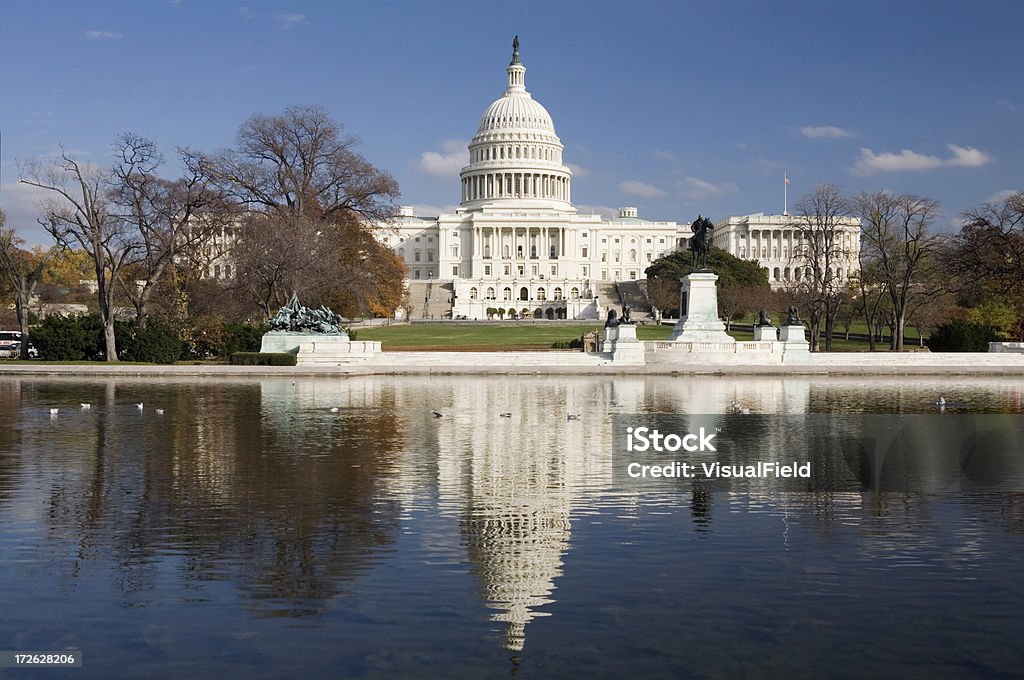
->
xmin=460 ymin=38 xmax=574 ymax=212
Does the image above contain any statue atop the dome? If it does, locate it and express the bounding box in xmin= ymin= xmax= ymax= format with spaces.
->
xmin=512 ymin=35 xmax=520 ymax=64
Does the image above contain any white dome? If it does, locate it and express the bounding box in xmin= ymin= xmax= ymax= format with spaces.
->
xmin=477 ymin=93 xmax=555 ymax=135
xmin=458 ymin=39 xmax=574 ymax=213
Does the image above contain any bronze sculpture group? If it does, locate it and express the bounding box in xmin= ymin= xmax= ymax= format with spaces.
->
xmin=269 ymin=293 xmax=347 ymax=335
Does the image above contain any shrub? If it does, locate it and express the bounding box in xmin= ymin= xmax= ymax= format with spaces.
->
xmin=230 ymin=352 xmax=298 ymax=366
xmin=118 ymin=322 xmax=183 ymax=364
xmin=926 ymin=320 xmax=997 ymax=352
xmin=551 ymin=338 xmax=584 ymax=350
xmin=31 ymin=314 xmax=102 ymax=361
xmin=221 ymin=323 xmax=268 ymax=356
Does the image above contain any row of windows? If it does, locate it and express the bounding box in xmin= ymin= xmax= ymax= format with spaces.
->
xmin=469 ymin=286 xmax=581 ymax=301
xmin=471 ymin=144 xmax=559 ymax=163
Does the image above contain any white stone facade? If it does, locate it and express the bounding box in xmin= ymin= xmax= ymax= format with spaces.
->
xmin=712 ymin=213 xmax=861 ymax=290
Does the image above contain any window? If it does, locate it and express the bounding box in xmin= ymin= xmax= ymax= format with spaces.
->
xmin=452 ymin=246 xmax=459 ymax=257
xmin=415 ymin=237 xmax=420 ymax=242
xmin=427 ymin=250 xmax=434 ymax=262
xmin=614 ymin=253 xmax=620 ymax=262
xmin=537 ymin=287 xmax=546 ymax=301
xmin=614 ymin=238 xmax=620 ymax=244
xmin=530 ymin=245 xmax=537 ymax=258
xmin=503 ymin=245 xmax=510 ymax=258
xmin=518 ymin=265 xmax=525 ymax=276
xmin=414 ymin=250 xmax=421 ymax=262
xmin=581 ymin=266 xmax=588 ymax=277
xmin=601 ymin=270 xmax=608 ymax=280
xmin=550 ymin=265 xmax=557 ymax=276
xmin=581 ymin=232 xmax=588 ymax=238
xmin=469 ymin=287 xmax=478 ymax=300
xmin=453 ymin=265 xmax=459 ymax=276
xmin=484 ymin=265 xmax=491 ymax=276
xmin=581 ymin=247 xmax=588 ymax=258
xmin=504 ymin=264 xmax=511 ymax=275
xmin=531 ymin=265 xmax=538 ymax=276
xmin=554 ymin=287 xmax=563 ymax=301
xmin=646 ymin=253 xmax=652 ymax=262
xmin=629 ymin=270 xmax=637 ymax=280
xmin=414 ymin=270 xmax=421 ymax=279
xmin=503 ymin=287 xmax=512 ymax=300
xmin=629 ymin=249 xmax=636 ymax=262
xmin=517 ymin=245 xmax=524 ymax=258
xmin=601 ymin=253 xmax=607 ymax=262
xmin=570 ymin=287 xmax=580 ymax=300
xmin=484 ymin=245 xmax=491 ymax=258
xmin=486 ymin=287 xmax=495 ymax=299
xmin=549 ymin=245 xmax=556 ymax=258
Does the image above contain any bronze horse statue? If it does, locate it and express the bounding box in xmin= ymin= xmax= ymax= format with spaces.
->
xmin=690 ymin=215 xmax=713 ymax=270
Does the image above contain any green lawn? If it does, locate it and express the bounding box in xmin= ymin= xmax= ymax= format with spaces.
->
xmin=355 ymin=323 xmax=673 ymax=349
xmin=354 ymin=322 xmax=923 ymax=351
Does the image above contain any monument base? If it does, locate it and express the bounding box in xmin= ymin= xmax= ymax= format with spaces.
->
xmin=779 ymin=325 xmax=810 ymax=361
xmin=668 ymin=272 xmax=735 ymax=344
xmin=753 ymin=325 xmax=777 ymax=342
xmin=606 ymin=323 xmax=645 ymax=363
xmin=260 ymin=332 xmax=381 ymax=364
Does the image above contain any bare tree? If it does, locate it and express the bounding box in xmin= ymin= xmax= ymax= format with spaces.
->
xmin=111 ymin=133 xmax=234 ymax=327
xmin=943 ymin=192 xmax=1024 ymax=338
xmin=203 ymin=105 xmax=401 ymax=318
xmin=20 ymin=148 xmax=138 ymax=361
xmin=789 ymin=184 xmax=856 ymax=351
xmin=0 ymin=210 xmax=58 ymax=357
xmin=855 ymin=190 xmax=941 ymax=350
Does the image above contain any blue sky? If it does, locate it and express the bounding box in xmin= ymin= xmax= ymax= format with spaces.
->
xmin=2 ymin=0 xmax=1021 ymax=245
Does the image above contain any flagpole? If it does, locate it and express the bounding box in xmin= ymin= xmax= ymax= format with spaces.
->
xmin=783 ymin=172 xmax=789 ymax=216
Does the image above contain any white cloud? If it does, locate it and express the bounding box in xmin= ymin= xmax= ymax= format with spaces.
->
xmin=986 ymin=189 xmax=1022 ymax=204
xmin=416 ymin=140 xmax=469 ymax=178
xmin=680 ymin=176 xmax=739 ymax=201
xmin=997 ymin=99 xmax=1016 ymax=113
xmin=566 ymin=163 xmax=590 ymax=177
xmin=84 ymin=30 xmax=122 ymax=40
xmin=0 ymin=181 xmax=59 ymax=246
xmin=406 ymin=203 xmax=459 ymax=218
xmin=946 ymin=144 xmax=992 ymax=167
xmin=800 ymin=125 xmax=855 ymax=139
xmin=653 ymin=150 xmax=676 ymax=161
xmin=619 ymin=180 xmax=666 ymax=198
xmin=852 ymin=143 xmax=993 ymax=176
xmin=275 ymin=13 xmax=306 ymax=30
xmin=575 ymin=204 xmax=619 ymax=219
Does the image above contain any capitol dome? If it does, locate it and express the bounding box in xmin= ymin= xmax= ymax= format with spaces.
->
xmin=459 ymin=37 xmax=574 ymax=213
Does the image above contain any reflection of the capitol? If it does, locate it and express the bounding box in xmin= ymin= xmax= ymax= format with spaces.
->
xmin=257 ymin=374 xmax=1024 ymax=651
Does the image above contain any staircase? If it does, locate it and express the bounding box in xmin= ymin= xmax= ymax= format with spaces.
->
xmin=616 ymin=280 xmax=652 ymax=316
xmin=407 ymin=281 xmax=454 ymax=319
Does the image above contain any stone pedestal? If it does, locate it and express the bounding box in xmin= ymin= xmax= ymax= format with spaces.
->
xmin=609 ymin=323 xmax=645 ymax=363
xmin=260 ymin=332 xmax=380 ymax=364
xmin=668 ymin=272 xmax=735 ymax=343
xmin=779 ymin=325 xmax=807 ymax=343
xmin=753 ymin=325 xmax=777 ymax=342
xmin=779 ymin=324 xmax=810 ymax=361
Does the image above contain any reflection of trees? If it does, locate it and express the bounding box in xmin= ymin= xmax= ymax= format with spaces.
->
xmin=27 ymin=380 xmax=401 ymax=617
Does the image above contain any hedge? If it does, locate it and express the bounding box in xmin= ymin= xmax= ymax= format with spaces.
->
xmin=229 ymin=352 xmax=298 ymax=366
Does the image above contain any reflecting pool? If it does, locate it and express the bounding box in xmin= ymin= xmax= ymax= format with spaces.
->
xmin=1 ymin=375 xmax=1023 ymax=678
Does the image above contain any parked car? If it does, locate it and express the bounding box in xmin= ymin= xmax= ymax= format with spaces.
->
xmin=0 ymin=330 xmax=22 ymax=358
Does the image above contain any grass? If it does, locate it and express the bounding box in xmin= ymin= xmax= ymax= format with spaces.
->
xmin=355 ymin=323 xmax=673 ymax=350
xmin=353 ymin=322 xmax=919 ymax=351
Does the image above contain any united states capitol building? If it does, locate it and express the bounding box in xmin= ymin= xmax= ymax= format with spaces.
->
xmin=380 ymin=39 xmax=861 ymax=320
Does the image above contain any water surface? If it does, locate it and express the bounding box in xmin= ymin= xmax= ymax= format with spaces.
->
xmin=1 ymin=375 xmax=1023 ymax=678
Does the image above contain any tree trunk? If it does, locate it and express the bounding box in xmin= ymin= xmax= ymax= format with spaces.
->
xmin=15 ymin=281 xmax=32 ymax=359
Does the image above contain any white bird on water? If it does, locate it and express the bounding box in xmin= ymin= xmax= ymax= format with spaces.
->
xmin=330 ymin=407 xmax=340 ymax=413
xmin=135 ymin=403 xmax=144 ymax=410
xmin=155 ymin=408 xmax=165 ymax=415
xmin=80 ymin=403 xmax=91 ymax=410
xmin=49 ymin=408 xmax=59 ymax=416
